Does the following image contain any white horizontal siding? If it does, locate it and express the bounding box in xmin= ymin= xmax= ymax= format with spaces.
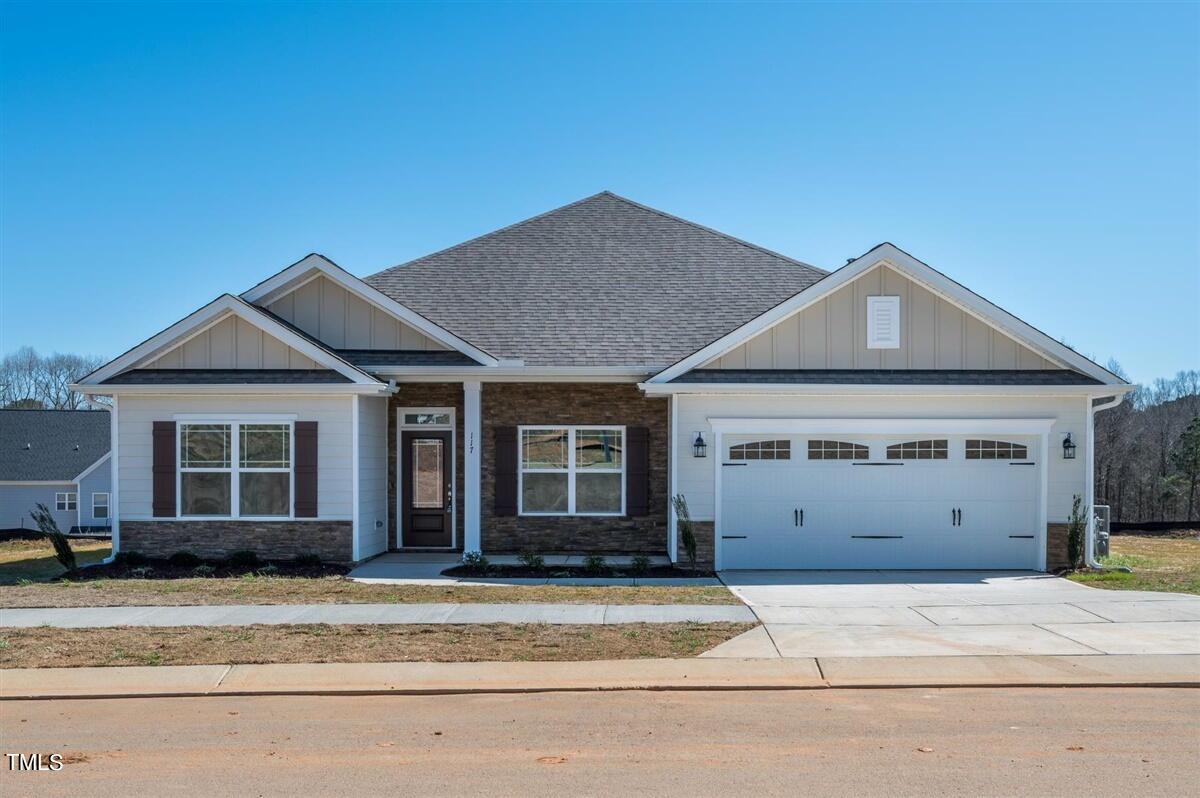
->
xmin=0 ymin=484 xmax=76 ymax=532
xmin=674 ymin=394 xmax=1086 ymax=523
xmin=357 ymin=395 xmax=389 ymax=558
xmin=117 ymin=394 xmax=354 ymax=520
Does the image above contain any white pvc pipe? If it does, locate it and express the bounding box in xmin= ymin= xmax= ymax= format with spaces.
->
xmin=1085 ymin=394 xmax=1126 ymax=569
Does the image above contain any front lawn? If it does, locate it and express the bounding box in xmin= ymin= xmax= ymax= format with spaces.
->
xmin=0 ymin=539 xmax=738 ymax=607
xmin=0 ymin=622 xmax=754 ymax=668
xmin=1068 ymin=533 xmax=1200 ymax=595
xmin=0 ymin=538 xmax=111 ymax=584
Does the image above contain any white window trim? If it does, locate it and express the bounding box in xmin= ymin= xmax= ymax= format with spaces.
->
xmin=866 ymin=295 xmax=901 ymax=349
xmin=518 ymin=425 xmax=625 ymax=517
xmin=92 ymin=492 xmax=110 ymax=519
xmin=176 ymin=420 xmax=295 ymax=521
xmin=55 ymin=492 xmax=77 ymax=512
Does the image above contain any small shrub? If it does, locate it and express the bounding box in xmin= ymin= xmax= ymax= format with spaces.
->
xmin=117 ymin=551 xmax=149 ymax=568
xmin=29 ymin=503 xmax=76 ymax=572
xmin=583 ymin=554 xmax=609 ymax=575
xmin=672 ymin=494 xmax=698 ymax=574
xmin=629 ymin=554 xmax=651 ymax=576
xmin=293 ymin=552 xmax=323 ymax=568
xmin=518 ymin=549 xmax=545 ymax=570
xmin=167 ymin=551 xmax=202 ymax=568
xmin=257 ymin=563 xmax=280 ymax=576
xmin=191 ymin=564 xmax=216 ymax=577
xmin=1067 ymin=494 xmax=1086 ymax=569
xmin=461 ymin=551 xmax=490 ymax=575
xmin=226 ymin=550 xmax=261 ymax=569
xmin=128 ymin=566 xmax=155 ymax=579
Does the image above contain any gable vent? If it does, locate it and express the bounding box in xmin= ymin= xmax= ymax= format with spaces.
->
xmin=867 ymin=295 xmax=901 ymax=349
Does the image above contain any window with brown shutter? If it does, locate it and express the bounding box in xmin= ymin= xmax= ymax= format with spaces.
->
xmin=152 ymin=421 xmax=176 ymax=517
xmin=294 ymin=421 xmax=318 ymax=517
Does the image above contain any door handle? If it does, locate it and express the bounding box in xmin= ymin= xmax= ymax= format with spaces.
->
xmin=952 ymin=508 xmax=956 ymax=526
xmin=794 ymin=509 xmax=798 ymax=527
xmin=957 ymin=508 xmax=963 ymax=526
xmin=800 ymin=509 xmax=804 ymax=527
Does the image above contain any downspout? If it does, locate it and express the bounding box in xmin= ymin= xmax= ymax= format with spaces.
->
xmin=1085 ymin=393 xmax=1126 ymax=570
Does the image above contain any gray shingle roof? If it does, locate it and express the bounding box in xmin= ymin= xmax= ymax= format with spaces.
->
xmin=102 ymin=369 xmax=351 ymax=385
xmin=364 ymin=192 xmax=826 ymax=367
xmin=335 ymin=350 xmax=481 ymax=368
xmin=671 ymin=369 xmax=1103 ymax=386
xmin=0 ymin=410 xmax=111 ymax=481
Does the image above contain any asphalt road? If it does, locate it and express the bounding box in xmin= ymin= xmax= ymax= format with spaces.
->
xmin=2 ymin=688 xmax=1197 ymax=796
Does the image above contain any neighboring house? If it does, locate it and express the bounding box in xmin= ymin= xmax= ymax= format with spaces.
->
xmin=71 ymin=192 xmax=1133 ymax=570
xmin=0 ymin=409 xmax=112 ymax=533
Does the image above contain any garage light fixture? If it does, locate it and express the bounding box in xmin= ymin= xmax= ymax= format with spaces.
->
xmin=1062 ymin=433 xmax=1076 ymax=460
xmin=692 ymin=431 xmax=707 ymax=458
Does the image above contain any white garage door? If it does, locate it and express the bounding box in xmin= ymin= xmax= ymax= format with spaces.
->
xmin=719 ymin=434 xmax=1040 ymax=570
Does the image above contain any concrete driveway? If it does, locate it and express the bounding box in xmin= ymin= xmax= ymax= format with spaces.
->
xmin=705 ymin=571 xmax=1200 ymax=658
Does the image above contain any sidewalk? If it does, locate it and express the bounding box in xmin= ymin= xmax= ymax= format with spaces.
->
xmin=0 ymin=602 xmax=756 ymax=628
xmin=3 ymin=654 xmax=1198 ymax=700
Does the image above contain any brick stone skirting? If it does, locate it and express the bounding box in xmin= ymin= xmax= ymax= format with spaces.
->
xmin=1046 ymin=522 xmax=1071 ymax=570
xmin=120 ymin=520 xmax=353 ymax=562
xmin=481 ymin=383 xmax=669 ymax=556
xmin=675 ymin=520 xmax=715 ymax=570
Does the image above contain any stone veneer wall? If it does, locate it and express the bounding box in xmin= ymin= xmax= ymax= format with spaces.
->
xmin=388 ymin=383 xmax=465 ymax=550
xmin=1046 ymin=522 xmax=1071 ymax=570
xmin=675 ymin=520 xmax=715 ymax=570
xmin=481 ymin=383 xmax=669 ymax=555
xmin=121 ymin=520 xmax=353 ymax=562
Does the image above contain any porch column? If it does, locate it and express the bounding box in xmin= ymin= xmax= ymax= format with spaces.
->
xmin=463 ymin=380 xmax=482 ymax=553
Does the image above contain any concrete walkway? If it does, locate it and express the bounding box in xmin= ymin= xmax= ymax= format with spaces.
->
xmin=0 ymin=602 xmax=755 ymax=628
xmin=346 ymin=552 xmax=720 ymax=586
xmin=706 ymin=570 xmax=1200 ymax=658
xmin=3 ymin=654 xmax=1198 ymax=700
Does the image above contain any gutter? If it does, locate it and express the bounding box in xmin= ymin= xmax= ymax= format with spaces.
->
xmin=1085 ymin=393 xmax=1129 ymax=571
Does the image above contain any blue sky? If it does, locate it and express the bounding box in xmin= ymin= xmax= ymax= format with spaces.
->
xmin=1 ymin=2 xmax=1195 ymax=385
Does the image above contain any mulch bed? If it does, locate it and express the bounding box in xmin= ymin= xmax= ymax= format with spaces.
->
xmin=72 ymin=557 xmax=349 ymax=581
xmin=443 ymin=564 xmax=715 ymax=579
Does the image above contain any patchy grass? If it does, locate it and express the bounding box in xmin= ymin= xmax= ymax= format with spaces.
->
xmin=0 ymin=622 xmax=754 ymax=668
xmin=1068 ymin=533 xmax=1200 ymax=595
xmin=0 ymin=538 xmax=110 ymax=585
xmin=0 ymin=578 xmax=738 ymax=607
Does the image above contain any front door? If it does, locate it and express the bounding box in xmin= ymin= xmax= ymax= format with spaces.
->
xmin=401 ymin=430 xmax=453 ymax=547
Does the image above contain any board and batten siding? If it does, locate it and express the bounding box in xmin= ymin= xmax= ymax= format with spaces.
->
xmin=673 ymin=394 xmax=1087 ymax=524
xmin=145 ymin=315 xmax=320 ymax=370
xmin=266 ymin=274 xmax=449 ymax=351
xmin=356 ymin=395 xmax=389 ymax=558
xmin=116 ymin=395 xmax=354 ymax=520
xmin=706 ymin=265 xmax=1057 ymax=371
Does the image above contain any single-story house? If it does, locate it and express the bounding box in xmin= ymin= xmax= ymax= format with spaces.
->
xmin=71 ymin=192 xmax=1133 ymax=569
xmin=0 ymin=409 xmax=112 ymax=533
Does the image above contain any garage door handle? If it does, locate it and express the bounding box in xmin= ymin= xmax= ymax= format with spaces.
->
xmin=793 ymin=508 xmax=803 ymax=527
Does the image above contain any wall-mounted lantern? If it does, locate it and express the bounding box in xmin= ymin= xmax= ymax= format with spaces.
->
xmin=692 ymin=431 xmax=708 ymax=458
xmin=1062 ymin=433 xmax=1077 ymax=460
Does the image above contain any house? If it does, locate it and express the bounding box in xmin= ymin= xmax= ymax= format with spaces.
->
xmin=0 ymin=409 xmax=112 ymax=533
xmin=70 ymin=192 xmax=1133 ymax=570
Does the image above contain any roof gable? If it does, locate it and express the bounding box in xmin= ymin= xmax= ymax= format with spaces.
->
xmin=0 ymin=410 xmax=110 ymax=482
xmin=364 ymin=192 xmax=827 ymax=367
xmin=650 ymin=243 xmax=1129 ymax=386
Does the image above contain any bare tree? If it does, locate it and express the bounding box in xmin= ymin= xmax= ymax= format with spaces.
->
xmin=0 ymin=347 xmax=105 ymax=410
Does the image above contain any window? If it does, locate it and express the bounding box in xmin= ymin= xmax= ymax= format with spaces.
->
xmin=519 ymin=426 xmax=623 ymax=515
xmin=886 ymin=439 xmax=948 ymax=460
xmin=808 ymin=440 xmax=869 ymax=460
xmin=867 ymin=295 xmax=901 ymax=349
xmin=729 ymin=440 xmax=791 ymax=460
xmin=55 ymin=492 xmax=77 ymax=511
xmin=92 ymin=492 xmax=109 ymax=519
xmin=179 ymin=422 xmax=292 ymax=518
xmin=966 ymin=439 xmax=1029 ymax=460
xmin=403 ymin=412 xmax=452 ymax=426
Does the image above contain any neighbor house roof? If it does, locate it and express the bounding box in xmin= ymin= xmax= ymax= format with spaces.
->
xmin=364 ymin=192 xmax=826 ymax=367
xmin=0 ymin=410 xmax=110 ymax=482
xmin=669 ymin=369 xmax=1104 ymax=386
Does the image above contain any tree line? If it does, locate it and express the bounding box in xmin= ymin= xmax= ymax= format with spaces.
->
xmin=1 ymin=347 xmax=106 ymax=410
xmin=1094 ymin=365 xmax=1200 ymax=523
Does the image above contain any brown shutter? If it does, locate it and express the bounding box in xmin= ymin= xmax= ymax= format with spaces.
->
xmin=294 ymin=421 xmax=318 ymax=518
xmin=626 ymin=426 xmax=649 ymax=517
xmin=152 ymin=421 xmax=176 ymax=517
xmin=494 ymin=426 xmax=518 ymax=516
